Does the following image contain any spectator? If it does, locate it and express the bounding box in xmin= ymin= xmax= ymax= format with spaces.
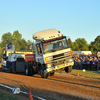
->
xmin=72 ymin=53 xmax=99 ymax=71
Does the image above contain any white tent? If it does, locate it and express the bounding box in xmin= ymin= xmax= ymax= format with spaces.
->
xmin=72 ymin=51 xmax=92 ymax=55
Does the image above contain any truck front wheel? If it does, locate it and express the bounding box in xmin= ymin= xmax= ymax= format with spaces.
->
xmin=50 ymin=72 xmax=55 ymax=76
xmin=64 ymin=66 xmax=72 ymax=73
xmin=40 ymin=68 xmax=48 ymax=78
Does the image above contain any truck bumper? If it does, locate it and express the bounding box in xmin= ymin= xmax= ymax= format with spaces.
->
xmin=45 ymin=61 xmax=74 ymax=73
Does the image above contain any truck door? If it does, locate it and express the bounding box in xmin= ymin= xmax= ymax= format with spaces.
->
xmin=35 ymin=43 xmax=43 ymax=64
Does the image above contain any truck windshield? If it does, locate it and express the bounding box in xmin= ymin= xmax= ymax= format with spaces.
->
xmin=42 ymin=38 xmax=69 ymax=53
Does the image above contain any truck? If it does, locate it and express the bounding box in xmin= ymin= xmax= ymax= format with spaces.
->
xmin=1 ymin=29 xmax=74 ymax=78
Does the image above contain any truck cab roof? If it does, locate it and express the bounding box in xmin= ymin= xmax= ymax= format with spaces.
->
xmin=33 ymin=29 xmax=61 ymax=40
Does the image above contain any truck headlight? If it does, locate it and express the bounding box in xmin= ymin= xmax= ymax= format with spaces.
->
xmin=45 ymin=56 xmax=53 ymax=63
xmin=47 ymin=56 xmax=53 ymax=60
xmin=69 ymin=59 xmax=73 ymax=62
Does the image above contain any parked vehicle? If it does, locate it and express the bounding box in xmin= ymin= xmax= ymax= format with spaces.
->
xmin=1 ymin=29 xmax=74 ymax=78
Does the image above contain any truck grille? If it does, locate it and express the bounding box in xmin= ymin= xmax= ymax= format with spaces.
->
xmin=47 ymin=51 xmax=72 ymax=65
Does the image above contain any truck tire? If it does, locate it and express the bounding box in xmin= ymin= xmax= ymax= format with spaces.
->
xmin=50 ymin=72 xmax=55 ymax=76
xmin=9 ymin=66 xmax=12 ymax=73
xmin=25 ymin=66 xmax=32 ymax=76
xmin=1 ymin=65 xmax=5 ymax=72
xmin=12 ymin=62 xmax=16 ymax=74
xmin=64 ymin=66 xmax=72 ymax=73
xmin=12 ymin=67 xmax=16 ymax=74
xmin=40 ymin=68 xmax=48 ymax=78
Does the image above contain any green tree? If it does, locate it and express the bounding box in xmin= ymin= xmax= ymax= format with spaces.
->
xmin=0 ymin=43 xmax=3 ymax=59
xmin=0 ymin=47 xmax=2 ymax=59
xmin=73 ymin=38 xmax=89 ymax=51
xmin=20 ymin=39 xmax=28 ymax=50
xmin=1 ymin=32 xmax=12 ymax=47
xmin=72 ymin=42 xmax=79 ymax=51
xmin=0 ymin=43 xmax=3 ymax=49
xmin=27 ymin=40 xmax=33 ymax=45
xmin=89 ymin=36 xmax=100 ymax=54
xmin=67 ymin=38 xmax=74 ymax=50
xmin=12 ymin=30 xmax=22 ymax=50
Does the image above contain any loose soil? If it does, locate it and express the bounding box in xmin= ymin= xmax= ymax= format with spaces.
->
xmin=0 ymin=68 xmax=100 ymax=100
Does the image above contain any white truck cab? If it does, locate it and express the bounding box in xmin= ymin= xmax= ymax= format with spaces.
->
xmin=33 ymin=29 xmax=74 ymax=78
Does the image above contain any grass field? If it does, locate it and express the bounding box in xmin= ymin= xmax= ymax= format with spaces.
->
xmin=58 ymin=69 xmax=100 ymax=79
xmin=0 ymin=90 xmax=20 ymax=100
xmin=0 ymin=63 xmax=99 ymax=99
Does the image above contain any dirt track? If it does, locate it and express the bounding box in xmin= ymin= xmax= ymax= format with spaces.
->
xmin=0 ymin=69 xmax=100 ymax=100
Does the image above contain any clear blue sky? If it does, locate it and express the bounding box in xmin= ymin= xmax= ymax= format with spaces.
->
xmin=0 ymin=0 xmax=100 ymax=44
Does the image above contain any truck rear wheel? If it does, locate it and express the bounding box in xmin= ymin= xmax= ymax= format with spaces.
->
xmin=25 ymin=66 xmax=32 ymax=76
xmin=40 ymin=68 xmax=48 ymax=78
xmin=64 ymin=66 xmax=72 ymax=73
xmin=26 ymin=66 xmax=29 ymax=76
xmin=9 ymin=66 xmax=12 ymax=73
xmin=1 ymin=65 xmax=5 ymax=72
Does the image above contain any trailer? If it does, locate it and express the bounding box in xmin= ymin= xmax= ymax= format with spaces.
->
xmin=1 ymin=43 xmax=35 ymax=75
xmin=1 ymin=29 xmax=74 ymax=78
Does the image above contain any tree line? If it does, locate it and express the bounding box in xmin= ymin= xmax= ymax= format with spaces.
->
xmin=67 ymin=36 xmax=100 ymax=55
xmin=0 ymin=30 xmax=34 ymax=59
xmin=0 ymin=30 xmax=100 ymax=58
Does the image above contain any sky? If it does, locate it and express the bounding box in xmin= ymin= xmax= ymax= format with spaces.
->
xmin=0 ymin=0 xmax=100 ymax=44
